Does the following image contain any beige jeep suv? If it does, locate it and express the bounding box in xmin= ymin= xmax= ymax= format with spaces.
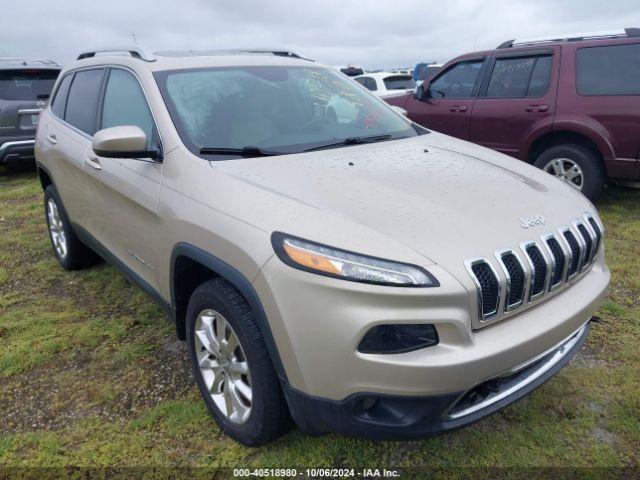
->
xmin=35 ymin=47 xmax=609 ymax=446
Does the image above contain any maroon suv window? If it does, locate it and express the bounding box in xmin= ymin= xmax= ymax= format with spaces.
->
xmin=486 ymin=55 xmax=552 ymax=98
xmin=429 ymin=60 xmax=484 ymax=99
xmin=577 ymin=44 xmax=640 ymax=96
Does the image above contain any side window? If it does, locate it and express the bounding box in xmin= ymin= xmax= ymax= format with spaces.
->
xmin=486 ymin=55 xmax=552 ymax=98
xmin=429 ymin=60 xmax=483 ymax=99
xmin=65 ymin=69 xmax=105 ymax=135
xmin=355 ymin=76 xmax=376 ymax=91
xmin=527 ymin=56 xmax=552 ymax=97
xmin=50 ymin=73 xmax=73 ymax=119
xmin=101 ymin=69 xmax=156 ymax=149
xmin=577 ymin=44 xmax=640 ymax=95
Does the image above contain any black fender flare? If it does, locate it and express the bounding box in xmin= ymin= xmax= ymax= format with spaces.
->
xmin=170 ymin=242 xmax=288 ymax=383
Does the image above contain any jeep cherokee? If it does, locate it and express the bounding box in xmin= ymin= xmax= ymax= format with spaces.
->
xmin=35 ymin=47 xmax=609 ymax=445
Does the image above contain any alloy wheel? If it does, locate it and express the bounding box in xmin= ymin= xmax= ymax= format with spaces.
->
xmin=194 ymin=309 xmax=253 ymax=424
xmin=543 ymin=158 xmax=584 ymax=191
xmin=47 ymin=198 xmax=68 ymax=259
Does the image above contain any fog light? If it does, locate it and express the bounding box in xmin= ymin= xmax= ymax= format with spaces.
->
xmin=357 ymin=324 xmax=439 ymax=354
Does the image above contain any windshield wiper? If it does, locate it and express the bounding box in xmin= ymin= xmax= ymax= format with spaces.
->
xmin=302 ymin=134 xmax=393 ymax=152
xmin=200 ymin=134 xmax=399 ymax=157
xmin=199 ymin=146 xmax=282 ymax=157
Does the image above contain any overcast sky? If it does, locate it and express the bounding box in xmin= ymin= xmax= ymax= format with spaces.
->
xmin=2 ymin=0 xmax=640 ymax=69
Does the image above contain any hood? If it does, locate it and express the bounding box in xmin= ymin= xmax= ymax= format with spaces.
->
xmin=215 ymin=133 xmax=595 ymax=278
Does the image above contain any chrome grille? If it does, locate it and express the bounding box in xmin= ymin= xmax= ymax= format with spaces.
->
xmin=466 ymin=259 xmax=500 ymax=319
xmin=465 ymin=213 xmax=603 ymax=325
xmin=576 ymin=223 xmax=593 ymax=267
xmin=586 ymin=215 xmax=603 ymax=260
xmin=544 ymin=236 xmax=566 ymax=289
xmin=495 ymin=250 xmax=525 ymax=311
xmin=562 ymin=228 xmax=581 ymax=278
xmin=523 ymin=243 xmax=548 ymax=300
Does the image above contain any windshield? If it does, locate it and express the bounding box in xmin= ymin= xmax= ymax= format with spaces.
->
xmin=0 ymin=69 xmax=59 ymax=101
xmin=155 ymin=65 xmax=420 ymax=158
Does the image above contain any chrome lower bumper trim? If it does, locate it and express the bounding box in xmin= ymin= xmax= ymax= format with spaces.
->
xmin=0 ymin=139 xmax=35 ymax=156
xmin=446 ymin=321 xmax=589 ymax=420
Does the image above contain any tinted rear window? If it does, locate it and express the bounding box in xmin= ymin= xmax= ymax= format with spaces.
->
xmin=65 ymin=69 xmax=105 ymax=135
xmin=577 ymin=44 xmax=640 ymax=95
xmin=355 ymin=76 xmax=377 ymax=91
xmin=527 ymin=56 xmax=552 ymax=97
xmin=383 ymin=75 xmax=416 ymax=90
xmin=0 ymin=69 xmax=59 ymax=101
xmin=486 ymin=55 xmax=552 ymax=98
xmin=50 ymin=73 xmax=73 ymax=118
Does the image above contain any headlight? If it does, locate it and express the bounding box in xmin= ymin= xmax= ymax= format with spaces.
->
xmin=271 ymin=232 xmax=438 ymax=287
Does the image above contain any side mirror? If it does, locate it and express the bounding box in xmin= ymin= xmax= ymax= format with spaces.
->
xmin=92 ymin=126 xmax=160 ymax=160
xmin=414 ymin=82 xmax=432 ymax=101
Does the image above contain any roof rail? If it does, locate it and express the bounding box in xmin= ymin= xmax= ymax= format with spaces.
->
xmin=154 ymin=49 xmax=313 ymax=61
xmin=77 ymin=46 xmax=156 ymax=62
xmin=238 ymin=49 xmax=306 ymax=59
xmin=497 ymin=28 xmax=640 ymax=49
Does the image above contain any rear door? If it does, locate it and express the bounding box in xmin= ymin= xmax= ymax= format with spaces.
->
xmin=41 ymin=68 xmax=106 ymax=226
xmin=0 ymin=68 xmax=59 ymax=142
xmin=470 ymin=48 xmax=559 ymax=159
xmin=403 ymin=58 xmax=486 ymax=139
xmin=83 ymin=67 xmax=163 ymax=289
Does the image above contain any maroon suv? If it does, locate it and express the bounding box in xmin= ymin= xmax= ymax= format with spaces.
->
xmin=386 ymin=28 xmax=640 ymax=200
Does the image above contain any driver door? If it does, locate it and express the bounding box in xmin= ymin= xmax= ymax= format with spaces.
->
xmin=82 ymin=67 xmax=163 ymax=290
xmin=404 ymin=58 xmax=486 ymax=139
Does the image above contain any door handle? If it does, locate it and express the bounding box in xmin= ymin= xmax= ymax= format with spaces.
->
xmin=46 ymin=133 xmax=57 ymax=144
xmin=85 ymin=155 xmax=102 ymax=171
xmin=526 ymin=104 xmax=549 ymax=112
xmin=450 ymin=105 xmax=468 ymax=112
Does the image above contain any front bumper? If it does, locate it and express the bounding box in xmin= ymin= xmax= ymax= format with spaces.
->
xmin=284 ymin=321 xmax=590 ymax=439
xmin=0 ymin=139 xmax=35 ymax=164
xmin=254 ymin=251 xmax=609 ymax=401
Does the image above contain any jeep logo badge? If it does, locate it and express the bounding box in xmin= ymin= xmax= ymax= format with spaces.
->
xmin=520 ymin=215 xmax=546 ymax=229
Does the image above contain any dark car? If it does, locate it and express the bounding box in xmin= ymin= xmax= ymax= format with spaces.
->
xmin=387 ymin=28 xmax=640 ymax=200
xmin=0 ymin=59 xmax=61 ymax=166
xmin=339 ymin=65 xmax=365 ymax=77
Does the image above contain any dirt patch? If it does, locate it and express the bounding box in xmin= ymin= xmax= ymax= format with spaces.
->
xmin=0 ymin=338 xmax=193 ymax=434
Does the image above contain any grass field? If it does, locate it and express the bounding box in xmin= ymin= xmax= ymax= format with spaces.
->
xmin=0 ymin=167 xmax=638 ymax=477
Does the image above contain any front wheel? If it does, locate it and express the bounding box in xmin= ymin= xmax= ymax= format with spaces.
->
xmin=186 ymin=278 xmax=291 ymax=446
xmin=534 ymin=144 xmax=605 ymax=201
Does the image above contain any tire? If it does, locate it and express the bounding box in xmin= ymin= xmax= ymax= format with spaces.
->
xmin=44 ymin=185 xmax=97 ymax=270
xmin=186 ymin=278 xmax=292 ymax=446
xmin=534 ymin=143 xmax=605 ymax=201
